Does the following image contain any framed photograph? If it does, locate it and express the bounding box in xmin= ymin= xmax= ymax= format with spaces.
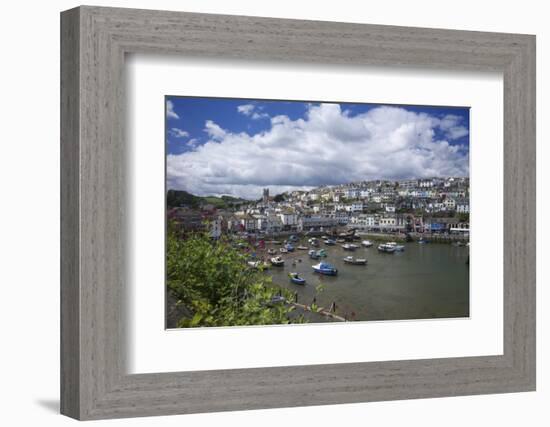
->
xmin=61 ymin=6 xmax=536 ymax=420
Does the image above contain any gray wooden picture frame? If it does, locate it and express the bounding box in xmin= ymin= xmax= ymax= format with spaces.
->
xmin=60 ymin=5 xmax=536 ymax=421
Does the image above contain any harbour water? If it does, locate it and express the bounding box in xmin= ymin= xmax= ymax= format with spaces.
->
xmin=264 ymin=241 xmax=470 ymax=322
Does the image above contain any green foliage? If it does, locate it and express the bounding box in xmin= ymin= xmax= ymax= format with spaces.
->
xmin=167 ymin=189 xmax=201 ymax=209
xmin=273 ymin=193 xmax=286 ymax=203
xmin=167 ymin=225 xmax=299 ymax=328
xmin=458 ymin=212 xmax=470 ymax=223
xmin=167 ymin=189 xmax=248 ymax=209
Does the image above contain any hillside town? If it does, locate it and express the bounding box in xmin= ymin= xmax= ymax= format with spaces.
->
xmin=168 ymin=176 xmax=470 ymax=241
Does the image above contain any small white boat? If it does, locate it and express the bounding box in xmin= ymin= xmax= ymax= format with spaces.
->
xmin=279 ymin=247 xmax=288 ymax=253
xmin=247 ymin=260 xmax=261 ymax=268
xmin=296 ymin=245 xmax=308 ymax=250
xmin=361 ymin=240 xmax=373 ymax=247
xmin=342 ymin=243 xmax=356 ymax=251
xmin=267 ymin=248 xmax=276 ymax=255
xmin=378 ymin=243 xmax=396 ymax=253
xmin=343 ymin=256 xmax=367 ymax=265
xmin=270 ymin=256 xmax=285 ymax=266
xmin=387 ymin=242 xmax=405 ymax=251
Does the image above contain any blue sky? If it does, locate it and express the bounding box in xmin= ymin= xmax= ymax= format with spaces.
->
xmin=166 ymin=96 xmax=469 ymax=199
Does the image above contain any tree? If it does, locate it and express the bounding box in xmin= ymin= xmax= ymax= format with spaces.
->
xmin=458 ymin=212 xmax=470 ymax=223
xmin=273 ymin=193 xmax=285 ymax=203
xmin=166 ymin=224 xmax=300 ymax=327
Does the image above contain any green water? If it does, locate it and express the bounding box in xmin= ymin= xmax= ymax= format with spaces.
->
xmin=265 ymin=241 xmax=469 ymax=322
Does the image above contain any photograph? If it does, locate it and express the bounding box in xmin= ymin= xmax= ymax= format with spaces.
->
xmin=165 ymin=96 xmax=471 ymax=328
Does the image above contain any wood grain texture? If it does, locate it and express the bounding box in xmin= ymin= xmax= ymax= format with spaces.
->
xmin=60 ymin=6 xmax=536 ymax=420
xmin=60 ymin=7 xmax=80 ymax=419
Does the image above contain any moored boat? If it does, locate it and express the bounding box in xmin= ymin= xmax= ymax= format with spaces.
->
xmin=324 ymin=239 xmax=336 ymax=245
xmin=378 ymin=243 xmax=396 ymax=253
xmin=361 ymin=240 xmax=373 ymax=247
xmin=267 ymin=248 xmax=276 ymax=255
xmin=247 ymin=260 xmax=261 ymax=268
xmin=296 ymin=245 xmax=308 ymax=250
xmin=308 ymin=238 xmax=320 ymax=247
xmin=343 ymin=256 xmax=367 ymax=265
xmin=342 ymin=243 xmax=356 ymax=251
xmin=312 ymin=262 xmax=338 ymax=275
xmin=387 ymin=241 xmax=405 ymax=251
xmin=279 ymin=247 xmax=288 ymax=253
xmin=289 ymin=272 xmax=306 ymax=285
xmin=270 ymin=256 xmax=285 ymax=266
xmin=284 ymin=243 xmax=295 ymax=252
xmin=316 ymin=249 xmax=327 ymax=257
xmin=308 ymin=249 xmax=320 ymax=259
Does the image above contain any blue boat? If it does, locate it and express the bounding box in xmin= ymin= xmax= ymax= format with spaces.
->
xmin=285 ymin=243 xmax=295 ymax=252
xmin=312 ymin=262 xmax=338 ymax=276
xmin=289 ymin=272 xmax=306 ymax=285
xmin=316 ymin=249 xmax=327 ymax=257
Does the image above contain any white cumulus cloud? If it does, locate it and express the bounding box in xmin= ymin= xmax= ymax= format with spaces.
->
xmin=167 ymin=104 xmax=469 ymax=199
xmin=166 ymin=100 xmax=179 ymax=119
xmin=237 ymin=103 xmax=269 ymax=120
xmin=168 ymin=128 xmax=189 ymax=138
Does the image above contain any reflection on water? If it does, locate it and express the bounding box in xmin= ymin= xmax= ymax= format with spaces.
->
xmin=264 ymin=241 xmax=469 ymax=322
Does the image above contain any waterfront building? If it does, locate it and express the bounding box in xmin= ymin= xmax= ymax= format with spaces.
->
xmin=456 ymin=198 xmax=470 ymax=213
xmin=298 ymin=215 xmax=338 ymax=232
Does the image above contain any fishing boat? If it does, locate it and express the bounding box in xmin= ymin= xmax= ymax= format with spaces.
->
xmin=267 ymin=248 xmax=276 ymax=255
xmin=343 ymin=256 xmax=367 ymax=265
xmin=378 ymin=243 xmax=396 ymax=253
xmin=270 ymin=256 xmax=285 ymax=266
xmin=289 ymin=272 xmax=306 ymax=285
xmin=284 ymin=243 xmax=295 ymax=252
xmin=296 ymin=245 xmax=308 ymax=250
xmin=342 ymin=243 xmax=356 ymax=251
xmin=316 ymin=249 xmax=327 ymax=257
xmin=308 ymin=249 xmax=320 ymax=259
xmin=288 ymin=235 xmax=299 ymax=242
xmin=279 ymin=247 xmax=288 ymax=253
xmin=312 ymin=262 xmax=338 ymax=276
xmin=336 ymin=238 xmax=346 ymax=243
xmin=361 ymin=240 xmax=373 ymax=247
xmin=324 ymin=239 xmax=336 ymax=245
